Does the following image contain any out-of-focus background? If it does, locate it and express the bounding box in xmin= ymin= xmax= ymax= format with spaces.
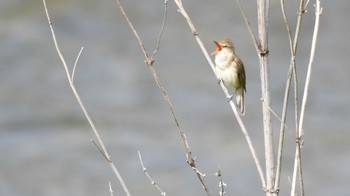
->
xmin=1 ymin=0 xmax=349 ymax=195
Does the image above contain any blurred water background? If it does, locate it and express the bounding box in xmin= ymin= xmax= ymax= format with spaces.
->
xmin=1 ymin=0 xmax=349 ymax=195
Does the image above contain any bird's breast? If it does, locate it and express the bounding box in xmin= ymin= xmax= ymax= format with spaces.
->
xmin=215 ymin=63 xmax=239 ymax=88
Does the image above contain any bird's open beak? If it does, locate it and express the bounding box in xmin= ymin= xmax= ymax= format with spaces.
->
xmin=211 ymin=41 xmax=222 ymax=56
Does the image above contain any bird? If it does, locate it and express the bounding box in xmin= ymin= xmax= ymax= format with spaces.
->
xmin=211 ymin=38 xmax=246 ymax=115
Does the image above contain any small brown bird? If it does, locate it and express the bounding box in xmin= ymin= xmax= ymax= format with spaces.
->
xmin=211 ymin=38 xmax=246 ymax=115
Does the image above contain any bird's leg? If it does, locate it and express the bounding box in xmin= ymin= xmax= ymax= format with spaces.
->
xmin=217 ymin=79 xmax=233 ymax=101
xmin=226 ymin=94 xmax=234 ymax=102
xmin=216 ymin=77 xmax=233 ymax=101
xmin=217 ymin=78 xmax=223 ymax=84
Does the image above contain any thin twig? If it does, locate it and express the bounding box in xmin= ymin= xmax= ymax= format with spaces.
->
xmin=235 ymin=0 xmax=260 ymax=54
xmin=274 ymin=0 xmax=306 ymax=192
xmin=297 ymin=141 xmax=304 ymax=196
xmin=304 ymin=0 xmax=311 ymax=10
xmin=291 ymin=1 xmax=322 ymax=195
xmin=216 ymin=169 xmax=226 ymax=196
xmin=280 ymin=0 xmax=293 ymax=53
xmin=72 ymin=47 xmax=84 ymax=83
xmin=109 ymin=182 xmax=114 ymax=196
xmin=262 ymin=98 xmax=288 ymax=129
xmin=292 ymin=1 xmax=306 ymax=194
xmin=274 ymin=61 xmax=293 ymax=193
xmin=43 ymin=0 xmax=110 ymax=162
xmin=175 ymin=0 xmax=217 ymax=74
xmin=91 ymin=139 xmax=109 ymax=161
xmin=298 ymin=0 xmax=321 ymax=155
xmin=151 ymin=0 xmax=168 ymax=59
xmin=42 ymin=1 xmax=130 ymax=195
xmin=236 ymin=0 xmax=276 ymax=193
xmin=115 ymin=0 xmax=211 ymax=195
xmin=138 ymin=151 xmax=166 ymax=196
xmin=174 ymin=0 xmax=267 ymax=189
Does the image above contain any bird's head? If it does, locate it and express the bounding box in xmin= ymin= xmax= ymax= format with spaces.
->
xmin=211 ymin=38 xmax=235 ymax=56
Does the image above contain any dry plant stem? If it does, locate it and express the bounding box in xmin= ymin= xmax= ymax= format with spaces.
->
xmin=236 ymin=0 xmax=275 ymax=192
xmin=174 ymin=0 xmax=267 ymax=189
xmin=109 ymin=182 xmax=114 ymax=196
xmin=151 ymin=0 xmax=168 ymax=59
xmin=274 ymin=0 xmax=305 ymax=192
xmin=42 ymin=1 xmax=131 ymax=196
xmin=138 ymin=151 xmax=166 ymax=196
xmin=263 ymin=102 xmax=286 ymax=127
xmin=216 ymin=170 xmax=226 ymax=196
xmin=256 ymin=0 xmax=276 ymax=194
xmin=236 ymin=0 xmax=260 ymax=54
xmin=115 ymin=0 xmax=211 ymax=195
xmin=274 ymin=64 xmax=293 ymax=193
xmin=173 ymin=0 xmax=215 ymax=74
xmin=72 ymin=47 xmax=84 ymax=83
xmin=291 ymin=1 xmax=322 ymax=195
xmin=297 ymin=143 xmax=304 ymax=195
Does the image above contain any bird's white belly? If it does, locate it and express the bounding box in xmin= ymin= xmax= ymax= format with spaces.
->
xmin=216 ymin=65 xmax=239 ymax=88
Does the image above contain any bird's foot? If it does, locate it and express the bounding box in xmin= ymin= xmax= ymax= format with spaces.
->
xmin=226 ymin=94 xmax=234 ymax=102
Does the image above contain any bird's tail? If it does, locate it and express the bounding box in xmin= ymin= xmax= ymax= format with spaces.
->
xmin=236 ymin=88 xmax=245 ymax=116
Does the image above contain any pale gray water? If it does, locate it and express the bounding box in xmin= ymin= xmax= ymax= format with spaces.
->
xmin=1 ymin=0 xmax=349 ymax=195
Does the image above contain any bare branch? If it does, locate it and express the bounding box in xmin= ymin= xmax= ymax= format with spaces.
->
xmin=138 ymin=151 xmax=166 ymax=196
xmin=115 ymin=0 xmax=150 ymax=62
xmin=262 ymin=99 xmax=287 ymax=129
xmin=174 ymin=0 xmax=215 ymax=74
xmin=298 ymin=0 xmax=321 ymax=146
xmin=236 ymin=0 xmax=277 ymax=193
xmin=274 ymin=62 xmax=293 ymax=192
xmin=151 ymin=0 xmax=168 ymax=59
xmin=235 ymin=0 xmax=260 ymax=52
xmin=216 ymin=169 xmax=226 ymax=196
xmin=91 ymin=139 xmax=109 ymax=161
xmin=304 ymin=0 xmax=311 ymax=11
xmin=256 ymin=0 xmax=275 ymax=194
xmin=280 ymin=0 xmax=293 ymax=54
xmin=275 ymin=0 xmax=309 ymax=191
xmin=173 ymin=0 xmax=266 ymax=189
xmin=42 ymin=1 xmax=130 ymax=195
xmin=115 ymin=0 xmax=211 ymax=195
xmin=291 ymin=1 xmax=322 ymax=195
xmin=109 ymin=182 xmax=114 ymax=196
xmin=72 ymin=47 xmax=84 ymax=83
xmin=43 ymin=0 xmax=111 ymax=162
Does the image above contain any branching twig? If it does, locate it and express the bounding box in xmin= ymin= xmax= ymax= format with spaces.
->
xmin=235 ymin=0 xmax=260 ymax=54
xmin=151 ymin=0 xmax=168 ymax=59
xmin=109 ymin=182 xmax=114 ymax=196
xmin=174 ymin=0 xmax=266 ymax=189
xmin=304 ymin=0 xmax=311 ymax=9
xmin=235 ymin=0 xmax=277 ymax=194
xmin=216 ymin=169 xmax=226 ymax=196
xmin=115 ymin=0 xmax=211 ymax=195
xmin=138 ymin=151 xmax=166 ymax=196
xmin=72 ymin=47 xmax=84 ymax=83
xmin=275 ymin=0 xmax=306 ymax=192
xmin=235 ymin=0 xmax=276 ymax=194
xmin=91 ymin=139 xmax=109 ymax=161
xmin=42 ymin=1 xmax=130 ymax=195
xmin=298 ymin=0 xmax=322 ymax=157
xmin=262 ymin=99 xmax=287 ymax=129
xmin=291 ymin=1 xmax=322 ymax=196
